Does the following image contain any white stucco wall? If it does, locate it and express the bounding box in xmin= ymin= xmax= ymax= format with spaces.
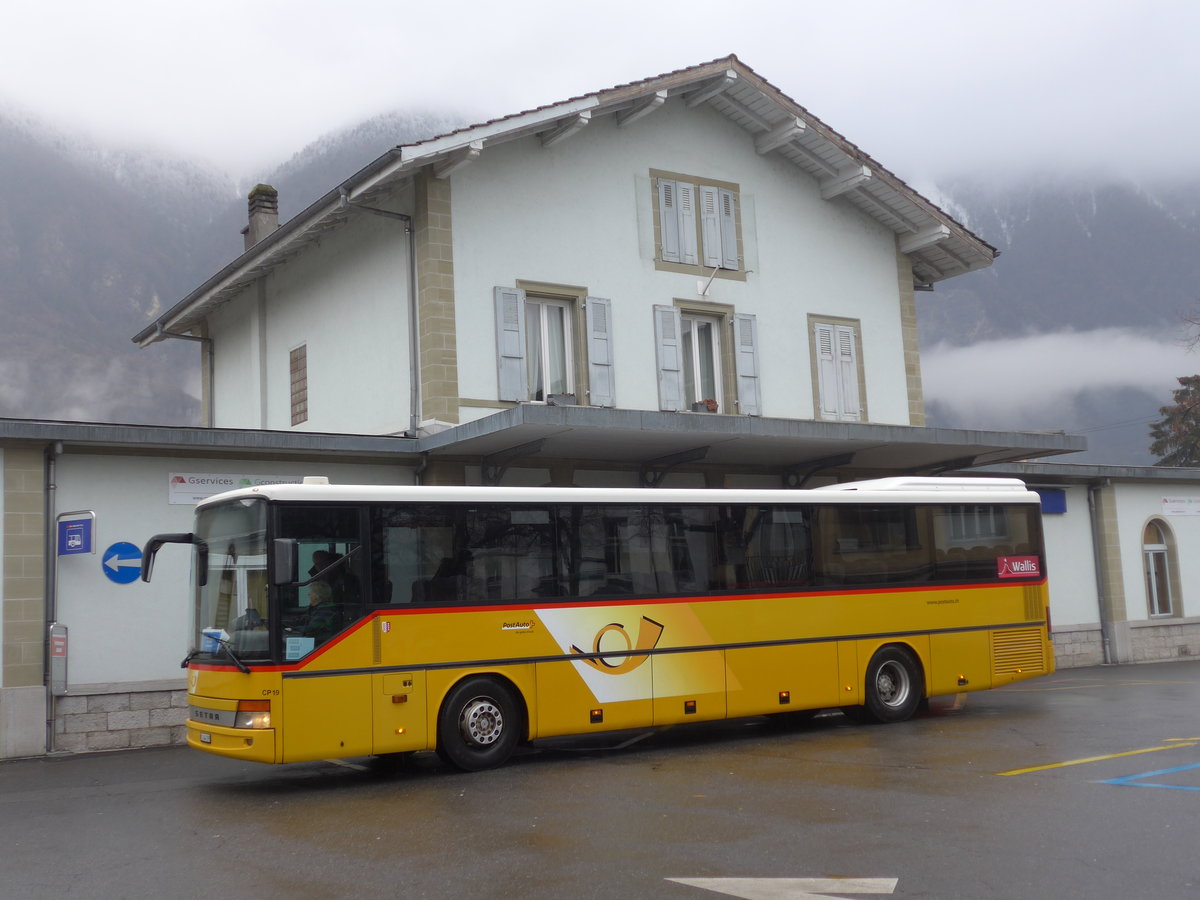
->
xmin=1039 ymin=485 xmax=1101 ymax=628
xmin=1114 ymin=483 xmax=1200 ymax=622
xmin=52 ymin=454 xmax=413 ymax=687
xmin=210 ymin=211 xmax=414 ymax=435
xmin=450 ymin=102 xmax=908 ymax=421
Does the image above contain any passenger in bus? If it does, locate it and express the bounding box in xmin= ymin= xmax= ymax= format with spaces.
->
xmin=303 ymin=581 xmax=342 ymax=643
xmin=310 ymin=550 xmax=360 ymax=604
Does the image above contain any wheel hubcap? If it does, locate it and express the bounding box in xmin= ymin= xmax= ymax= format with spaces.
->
xmin=460 ymin=697 xmax=504 ymax=746
xmin=877 ymin=661 xmax=910 ymax=708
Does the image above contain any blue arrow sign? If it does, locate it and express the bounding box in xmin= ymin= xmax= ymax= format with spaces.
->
xmin=102 ymin=542 xmax=143 ymax=585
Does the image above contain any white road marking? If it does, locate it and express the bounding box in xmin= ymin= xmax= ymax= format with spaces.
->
xmin=666 ymin=876 xmax=898 ymax=899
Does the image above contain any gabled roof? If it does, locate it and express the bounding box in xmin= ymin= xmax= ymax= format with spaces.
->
xmin=133 ymin=54 xmax=996 ymax=347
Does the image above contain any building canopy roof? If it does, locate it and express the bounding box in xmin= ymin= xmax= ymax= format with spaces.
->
xmin=0 ymin=407 xmax=1086 ymax=487
xmin=134 ymin=54 xmax=996 ymax=347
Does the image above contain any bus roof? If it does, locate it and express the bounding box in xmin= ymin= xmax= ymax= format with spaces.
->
xmin=195 ymin=476 xmax=1041 ymax=510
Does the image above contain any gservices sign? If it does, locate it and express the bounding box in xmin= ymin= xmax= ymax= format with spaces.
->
xmin=168 ymin=472 xmax=303 ymax=505
xmin=997 ymin=555 xmax=1041 ymax=578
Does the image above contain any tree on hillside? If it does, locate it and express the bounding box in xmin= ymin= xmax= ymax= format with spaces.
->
xmin=1150 ymin=375 xmax=1200 ymax=466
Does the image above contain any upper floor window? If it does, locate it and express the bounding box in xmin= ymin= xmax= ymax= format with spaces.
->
xmin=654 ymin=303 xmax=760 ymax=415
xmin=809 ymin=317 xmax=865 ymax=422
xmin=495 ymin=285 xmax=614 ymax=407
xmin=525 ymin=297 xmax=574 ymax=401
xmin=289 ymin=344 xmax=308 ymax=426
xmin=653 ymin=170 xmax=741 ymax=273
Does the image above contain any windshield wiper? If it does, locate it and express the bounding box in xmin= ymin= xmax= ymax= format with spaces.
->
xmin=179 ymin=639 xmax=250 ymax=674
xmin=215 ymin=637 xmax=251 ymax=674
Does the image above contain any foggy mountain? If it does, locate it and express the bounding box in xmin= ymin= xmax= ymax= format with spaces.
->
xmin=919 ymin=178 xmax=1200 ymax=464
xmin=0 ymin=108 xmax=459 ymax=425
xmin=2 ymin=106 xmax=1198 ymax=465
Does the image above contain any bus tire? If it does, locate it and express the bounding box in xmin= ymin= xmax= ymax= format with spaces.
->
xmin=437 ymin=677 xmax=522 ymax=772
xmin=861 ymin=645 xmax=923 ymax=724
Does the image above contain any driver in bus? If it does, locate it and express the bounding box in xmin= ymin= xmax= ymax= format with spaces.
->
xmin=302 ymin=581 xmax=342 ymax=644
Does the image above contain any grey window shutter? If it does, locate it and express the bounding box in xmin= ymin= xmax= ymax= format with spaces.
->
xmin=719 ymin=189 xmax=739 ymax=270
xmin=677 ymin=182 xmax=698 ymax=265
xmin=658 ymin=179 xmax=680 ymax=263
xmin=814 ymin=322 xmax=860 ymax=421
xmin=653 ymin=304 xmax=684 ymax=411
xmin=585 ymin=296 xmax=615 ymax=407
xmin=815 ymin=322 xmax=840 ymax=419
xmin=733 ymin=313 xmax=761 ymax=416
xmin=699 ymin=185 xmax=722 ymax=268
xmin=835 ymin=324 xmax=861 ymax=421
xmin=494 ymin=286 xmax=527 ymax=401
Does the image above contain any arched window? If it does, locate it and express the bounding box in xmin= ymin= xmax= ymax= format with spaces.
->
xmin=1143 ymin=519 xmax=1176 ymax=617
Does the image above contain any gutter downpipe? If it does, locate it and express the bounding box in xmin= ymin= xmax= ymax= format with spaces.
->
xmin=43 ymin=440 xmax=61 ymax=753
xmin=407 ymin=213 xmax=420 ymax=438
xmin=153 ymin=325 xmax=214 ymax=427
xmin=1087 ymin=479 xmax=1115 ymax=664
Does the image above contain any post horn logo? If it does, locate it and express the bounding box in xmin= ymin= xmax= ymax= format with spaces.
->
xmin=571 ymin=616 xmax=664 ymax=674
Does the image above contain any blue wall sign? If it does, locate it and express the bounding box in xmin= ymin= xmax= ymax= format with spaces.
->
xmin=102 ymin=542 xmax=143 ymax=584
xmin=58 ymin=520 xmax=93 ymax=556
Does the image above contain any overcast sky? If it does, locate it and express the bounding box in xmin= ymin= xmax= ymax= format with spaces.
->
xmin=3 ymin=0 xmax=1197 ymax=183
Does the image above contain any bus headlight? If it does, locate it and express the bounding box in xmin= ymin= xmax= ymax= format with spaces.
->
xmin=234 ymin=700 xmax=272 ymax=729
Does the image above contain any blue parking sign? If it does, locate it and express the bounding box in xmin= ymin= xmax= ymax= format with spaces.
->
xmin=58 ymin=520 xmax=92 ymax=556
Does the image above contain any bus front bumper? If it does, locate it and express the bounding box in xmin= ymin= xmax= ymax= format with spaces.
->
xmin=186 ymin=720 xmax=277 ymax=763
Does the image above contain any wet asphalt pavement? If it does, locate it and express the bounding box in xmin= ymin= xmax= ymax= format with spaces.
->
xmin=2 ymin=660 xmax=1199 ymax=899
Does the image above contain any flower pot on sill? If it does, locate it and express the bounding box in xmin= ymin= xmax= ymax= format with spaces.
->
xmin=690 ymin=399 xmax=719 ymax=413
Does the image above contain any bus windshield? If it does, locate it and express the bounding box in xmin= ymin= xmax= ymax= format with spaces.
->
xmin=192 ymin=498 xmax=270 ymax=662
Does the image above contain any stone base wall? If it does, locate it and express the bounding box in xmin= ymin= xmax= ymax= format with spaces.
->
xmin=52 ymin=686 xmax=187 ymax=753
xmin=1128 ymin=618 xmax=1200 ymax=664
xmin=1052 ymin=626 xmax=1106 ymax=668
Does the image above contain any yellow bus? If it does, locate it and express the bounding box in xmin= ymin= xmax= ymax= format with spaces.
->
xmin=142 ymin=476 xmax=1053 ymax=771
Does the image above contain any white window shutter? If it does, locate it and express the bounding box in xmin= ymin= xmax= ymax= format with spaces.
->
xmin=585 ymin=296 xmax=615 ymax=408
xmin=815 ymin=322 xmax=840 ymax=419
xmin=658 ymin=179 xmax=680 ymax=263
xmin=653 ymin=304 xmax=684 ymax=411
xmin=677 ymin=182 xmax=698 ymax=265
xmin=733 ymin=313 xmax=761 ymax=416
xmin=719 ymin=189 xmax=739 ymax=270
xmin=835 ymin=325 xmax=860 ymax=421
xmin=494 ymin=286 xmax=528 ymax=401
xmin=699 ymin=185 xmax=722 ymax=268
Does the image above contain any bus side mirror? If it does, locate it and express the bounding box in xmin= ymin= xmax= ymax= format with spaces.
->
xmin=141 ymin=533 xmax=196 ymax=583
xmin=273 ymin=539 xmax=299 ymax=586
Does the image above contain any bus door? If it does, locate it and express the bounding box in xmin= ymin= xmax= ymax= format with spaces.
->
xmin=275 ymin=504 xmax=373 ymax=761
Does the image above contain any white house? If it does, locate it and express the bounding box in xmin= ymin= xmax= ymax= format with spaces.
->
xmin=133 ymin=55 xmax=1055 ymax=479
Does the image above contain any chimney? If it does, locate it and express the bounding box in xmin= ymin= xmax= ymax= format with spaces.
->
xmin=242 ymin=183 xmax=279 ymax=250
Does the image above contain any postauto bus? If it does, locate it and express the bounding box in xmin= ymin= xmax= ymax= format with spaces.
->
xmin=142 ymin=476 xmax=1053 ymax=771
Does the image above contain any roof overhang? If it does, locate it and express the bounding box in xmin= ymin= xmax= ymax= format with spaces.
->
xmin=415 ymin=406 xmax=1086 ymax=485
xmin=1 ymin=410 xmax=1085 ymax=486
xmin=133 ymin=55 xmax=996 ymax=347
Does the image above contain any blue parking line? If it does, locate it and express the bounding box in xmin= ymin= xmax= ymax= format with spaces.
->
xmin=1101 ymin=762 xmax=1200 ymax=791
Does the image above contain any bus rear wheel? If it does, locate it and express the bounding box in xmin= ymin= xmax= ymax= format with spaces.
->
xmin=437 ymin=677 xmax=522 ymax=772
xmin=861 ymin=646 xmax=923 ymax=724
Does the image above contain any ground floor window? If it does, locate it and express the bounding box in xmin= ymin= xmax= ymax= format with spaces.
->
xmin=1143 ymin=518 xmax=1176 ymax=617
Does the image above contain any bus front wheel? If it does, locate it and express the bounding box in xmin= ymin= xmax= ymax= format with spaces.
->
xmin=437 ymin=677 xmax=522 ymax=772
xmin=861 ymin=646 xmax=923 ymax=724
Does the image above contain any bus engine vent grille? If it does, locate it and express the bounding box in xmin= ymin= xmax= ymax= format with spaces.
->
xmin=992 ymin=628 xmax=1046 ymax=676
xmin=1023 ymin=585 xmax=1043 ymax=622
